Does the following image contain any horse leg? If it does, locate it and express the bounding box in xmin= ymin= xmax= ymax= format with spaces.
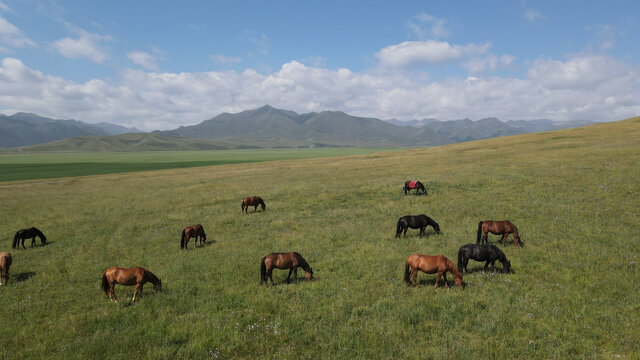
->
xmin=31 ymin=237 xmax=36 ymax=248
xmin=500 ymin=233 xmax=507 ymax=244
xmin=403 ymin=227 xmax=408 ymax=237
xmin=268 ymin=269 xmax=274 ymax=285
xmin=412 ymin=269 xmax=419 ymax=288
xmin=482 ymin=232 xmax=488 ymax=244
xmin=287 ymin=268 xmax=293 ymax=283
xmin=435 ymin=271 xmax=442 ymax=290
xmin=21 ymin=238 xmax=26 ymax=249
xmin=491 ymin=261 xmax=496 ymax=271
xmin=293 ymin=268 xmax=298 ymax=283
xmin=132 ymin=283 xmax=141 ymax=303
xmin=484 ymin=261 xmax=490 ymax=271
xmin=419 ymin=227 xmax=424 ymax=237
xmin=442 ymin=271 xmax=449 ymax=288
xmin=110 ymin=284 xmax=117 ymax=302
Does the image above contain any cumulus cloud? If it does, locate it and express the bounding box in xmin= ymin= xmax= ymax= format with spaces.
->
xmin=0 ymin=15 xmax=36 ymax=48
xmin=376 ymin=40 xmax=491 ymax=68
xmin=0 ymin=53 xmax=638 ymax=131
xmin=52 ymin=29 xmax=112 ymax=63
xmin=127 ymin=51 xmax=160 ymax=71
xmin=463 ymin=54 xmax=516 ymax=74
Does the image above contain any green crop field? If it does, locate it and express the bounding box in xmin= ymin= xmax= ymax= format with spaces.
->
xmin=0 ymin=148 xmax=393 ymax=182
xmin=0 ymin=119 xmax=639 ymax=359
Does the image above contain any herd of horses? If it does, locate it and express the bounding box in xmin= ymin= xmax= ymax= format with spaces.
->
xmin=2 ymin=184 xmax=522 ymax=300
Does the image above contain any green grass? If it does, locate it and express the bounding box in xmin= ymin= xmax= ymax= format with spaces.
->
xmin=0 ymin=148 xmax=394 ymax=182
xmin=0 ymin=118 xmax=639 ymax=359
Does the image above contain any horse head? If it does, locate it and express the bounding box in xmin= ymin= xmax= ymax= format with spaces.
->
xmin=154 ymin=279 xmax=163 ymax=292
xmin=305 ymin=268 xmax=313 ymax=281
xmin=502 ymin=260 xmax=512 ymax=273
xmin=433 ymin=222 xmax=442 ymax=234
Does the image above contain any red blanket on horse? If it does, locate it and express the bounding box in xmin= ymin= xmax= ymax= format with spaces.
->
xmin=408 ymin=180 xmax=418 ymax=189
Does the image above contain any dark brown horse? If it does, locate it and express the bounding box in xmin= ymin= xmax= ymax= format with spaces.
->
xmin=403 ymin=180 xmax=427 ymax=195
xmin=242 ymin=196 xmax=266 ymax=215
xmin=101 ymin=267 xmax=162 ymax=303
xmin=404 ymin=254 xmax=463 ymax=289
xmin=181 ymin=224 xmax=207 ymax=249
xmin=12 ymin=227 xmax=46 ymax=249
xmin=260 ymin=252 xmax=313 ymax=285
xmin=0 ymin=252 xmax=11 ymax=285
xmin=477 ymin=220 xmax=521 ymax=247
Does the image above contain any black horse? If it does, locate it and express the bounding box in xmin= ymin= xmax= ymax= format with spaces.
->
xmin=13 ymin=227 xmax=47 ymax=249
xmin=403 ymin=180 xmax=427 ymax=195
xmin=457 ymin=243 xmax=511 ymax=273
xmin=395 ymin=215 xmax=441 ymax=238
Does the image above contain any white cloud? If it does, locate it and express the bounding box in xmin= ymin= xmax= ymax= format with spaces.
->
xmin=210 ymin=54 xmax=242 ymax=66
xmin=0 ymin=15 xmax=36 ymax=48
xmin=407 ymin=12 xmax=450 ymax=40
xmin=524 ymin=9 xmax=546 ymax=24
xmin=127 ymin=51 xmax=160 ymax=71
xmin=0 ymin=53 xmax=638 ymax=131
xmin=376 ymin=40 xmax=491 ymax=68
xmin=52 ymin=29 xmax=112 ymax=63
xmin=463 ymin=54 xmax=516 ymax=74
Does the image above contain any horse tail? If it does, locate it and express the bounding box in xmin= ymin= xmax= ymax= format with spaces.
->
xmin=12 ymin=232 xmax=19 ymax=249
xmin=180 ymin=229 xmax=186 ymax=249
xmin=260 ymin=256 xmax=267 ymax=284
xmin=396 ymin=218 xmax=404 ymax=237
xmin=404 ymin=261 xmax=411 ymax=285
xmin=476 ymin=221 xmax=483 ymax=244
xmin=101 ymin=272 xmax=110 ymax=295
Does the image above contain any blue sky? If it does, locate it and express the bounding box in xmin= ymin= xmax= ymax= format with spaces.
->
xmin=0 ymin=0 xmax=638 ymax=130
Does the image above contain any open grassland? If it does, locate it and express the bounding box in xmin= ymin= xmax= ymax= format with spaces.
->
xmin=0 ymin=118 xmax=639 ymax=359
xmin=0 ymin=148 xmax=392 ymax=182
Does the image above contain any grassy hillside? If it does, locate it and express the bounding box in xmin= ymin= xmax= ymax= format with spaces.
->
xmin=0 ymin=117 xmax=638 ymax=359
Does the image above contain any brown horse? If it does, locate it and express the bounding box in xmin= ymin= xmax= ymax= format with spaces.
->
xmin=0 ymin=252 xmax=12 ymax=285
xmin=181 ymin=224 xmax=207 ymax=249
xmin=101 ymin=267 xmax=162 ymax=303
xmin=404 ymin=254 xmax=463 ymax=289
xmin=241 ymin=196 xmax=265 ymax=215
xmin=260 ymin=252 xmax=313 ymax=285
xmin=477 ymin=220 xmax=521 ymax=247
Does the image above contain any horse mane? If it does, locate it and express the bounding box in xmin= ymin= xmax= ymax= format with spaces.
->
xmin=294 ymin=252 xmax=311 ymax=273
xmin=145 ymin=269 xmax=160 ymax=285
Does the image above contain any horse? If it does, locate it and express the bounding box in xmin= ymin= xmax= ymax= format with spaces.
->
xmin=396 ymin=214 xmax=441 ymax=238
xmin=404 ymin=254 xmax=463 ymax=289
xmin=180 ymin=224 xmax=207 ymax=249
xmin=0 ymin=252 xmax=12 ymax=285
xmin=457 ymin=243 xmax=512 ymax=273
xmin=403 ymin=180 xmax=427 ymax=195
xmin=241 ymin=196 xmax=266 ymax=215
xmin=260 ymin=252 xmax=313 ymax=285
xmin=477 ymin=220 xmax=522 ymax=247
xmin=12 ymin=227 xmax=47 ymax=249
xmin=101 ymin=267 xmax=162 ymax=303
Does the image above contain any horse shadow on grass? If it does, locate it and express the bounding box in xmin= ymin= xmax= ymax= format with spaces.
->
xmin=461 ymin=267 xmax=512 ymax=274
xmin=16 ymin=272 xmax=36 ymax=282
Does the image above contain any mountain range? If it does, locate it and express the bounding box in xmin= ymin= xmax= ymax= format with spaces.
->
xmin=0 ymin=105 xmax=597 ymax=151
xmin=0 ymin=113 xmax=140 ymax=148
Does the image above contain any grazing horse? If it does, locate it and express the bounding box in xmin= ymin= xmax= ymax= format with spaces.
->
xmin=0 ymin=252 xmax=12 ymax=285
xmin=404 ymin=254 xmax=463 ymax=289
xmin=260 ymin=252 xmax=313 ymax=285
xmin=403 ymin=180 xmax=427 ymax=195
xmin=396 ymin=214 xmax=441 ymax=238
xmin=477 ymin=220 xmax=521 ymax=247
xmin=180 ymin=224 xmax=207 ymax=249
xmin=241 ymin=196 xmax=266 ymax=215
xmin=457 ymin=244 xmax=512 ymax=273
xmin=101 ymin=267 xmax=162 ymax=303
xmin=12 ymin=227 xmax=47 ymax=249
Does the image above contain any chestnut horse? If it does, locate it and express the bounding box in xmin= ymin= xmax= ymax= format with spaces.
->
xmin=242 ymin=196 xmax=265 ymax=214
xmin=0 ymin=252 xmax=12 ymax=285
xmin=12 ymin=227 xmax=46 ymax=249
xmin=404 ymin=254 xmax=463 ymax=289
xmin=181 ymin=224 xmax=207 ymax=249
xmin=260 ymin=252 xmax=313 ymax=285
xmin=403 ymin=180 xmax=427 ymax=195
xmin=101 ymin=266 xmax=162 ymax=303
xmin=477 ymin=220 xmax=521 ymax=247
